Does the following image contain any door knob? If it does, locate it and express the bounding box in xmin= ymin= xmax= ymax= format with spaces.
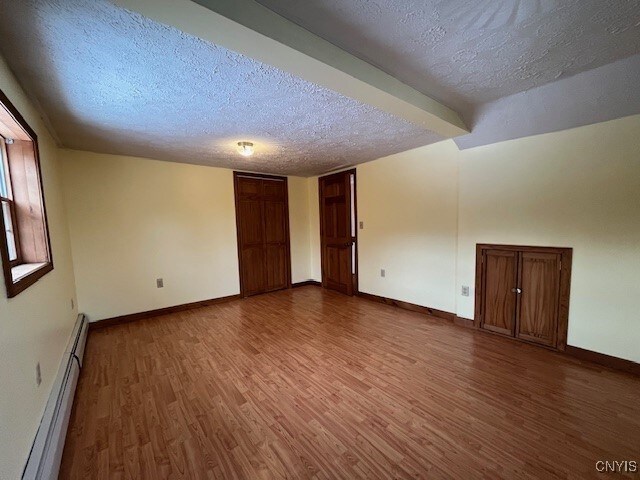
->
xmin=512 ymin=288 xmax=522 ymax=294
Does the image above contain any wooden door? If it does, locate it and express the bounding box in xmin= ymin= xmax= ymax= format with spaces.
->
xmin=234 ymin=173 xmax=291 ymax=297
xmin=480 ymin=249 xmax=518 ymax=336
xmin=319 ymin=170 xmax=355 ymax=295
xmin=515 ymin=252 xmax=561 ymax=347
xmin=263 ymin=179 xmax=289 ymax=292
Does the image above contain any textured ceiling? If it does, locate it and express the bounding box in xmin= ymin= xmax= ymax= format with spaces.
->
xmin=1 ymin=1 xmax=638 ymax=173
xmin=0 ymin=0 xmax=443 ymax=176
xmin=257 ymin=0 xmax=640 ymax=112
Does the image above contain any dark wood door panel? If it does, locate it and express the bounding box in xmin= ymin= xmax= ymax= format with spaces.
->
xmin=264 ymin=201 xmax=286 ymax=244
xmin=237 ymin=199 xmax=263 ymax=245
xmin=241 ymin=246 xmax=266 ymax=296
xmin=234 ymin=173 xmax=291 ymax=297
xmin=324 ymin=245 xmax=350 ymax=294
xmin=516 ymin=252 xmax=561 ymax=347
xmin=481 ymin=249 xmax=518 ymax=336
xmin=265 ymin=245 xmax=287 ymax=291
xmin=319 ymin=171 xmax=354 ymax=296
xmin=263 ymin=179 xmax=285 ymax=197
xmin=237 ymin=177 xmax=262 ymax=196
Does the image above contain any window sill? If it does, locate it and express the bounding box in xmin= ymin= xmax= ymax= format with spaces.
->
xmin=6 ymin=261 xmax=53 ymax=298
xmin=12 ymin=262 xmax=46 ymax=282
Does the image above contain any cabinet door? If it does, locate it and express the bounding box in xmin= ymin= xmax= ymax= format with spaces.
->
xmin=516 ymin=252 xmax=561 ymax=347
xmin=481 ymin=250 xmax=518 ymax=336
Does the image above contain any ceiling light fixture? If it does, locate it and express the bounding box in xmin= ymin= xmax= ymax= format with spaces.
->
xmin=237 ymin=141 xmax=254 ymax=157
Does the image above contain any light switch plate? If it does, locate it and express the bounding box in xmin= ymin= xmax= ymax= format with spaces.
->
xmin=461 ymin=285 xmax=470 ymax=297
xmin=156 ymin=278 xmax=164 ymax=288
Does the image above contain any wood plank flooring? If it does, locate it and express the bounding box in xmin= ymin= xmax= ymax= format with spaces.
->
xmin=60 ymin=286 xmax=640 ymax=479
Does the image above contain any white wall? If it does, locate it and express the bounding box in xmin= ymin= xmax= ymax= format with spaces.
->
xmin=357 ymin=141 xmax=459 ymax=312
xmin=457 ymin=114 xmax=640 ymax=363
xmin=60 ymin=150 xmax=314 ymax=320
xmin=0 ymin=57 xmax=78 ymax=479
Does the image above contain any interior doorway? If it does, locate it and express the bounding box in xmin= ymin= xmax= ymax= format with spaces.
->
xmin=318 ymin=169 xmax=358 ymax=295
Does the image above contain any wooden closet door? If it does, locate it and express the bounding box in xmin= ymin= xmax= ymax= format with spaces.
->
xmin=236 ymin=177 xmax=267 ymax=296
xmin=516 ymin=252 xmax=561 ymax=347
xmin=234 ymin=173 xmax=291 ymax=297
xmin=481 ymin=249 xmax=518 ymax=336
xmin=263 ymin=179 xmax=288 ymax=291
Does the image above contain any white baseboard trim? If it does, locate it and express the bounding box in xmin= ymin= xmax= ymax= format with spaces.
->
xmin=22 ymin=314 xmax=88 ymax=480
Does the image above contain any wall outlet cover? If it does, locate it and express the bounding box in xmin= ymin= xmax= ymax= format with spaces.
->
xmin=461 ymin=285 xmax=470 ymax=297
xmin=36 ymin=362 xmax=42 ymax=386
xmin=380 ymin=269 xmax=386 ymax=278
xmin=156 ymin=278 xmax=164 ymax=288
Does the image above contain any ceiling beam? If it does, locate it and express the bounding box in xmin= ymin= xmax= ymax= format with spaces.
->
xmin=115 ymin=0 xmax=469 ymax=137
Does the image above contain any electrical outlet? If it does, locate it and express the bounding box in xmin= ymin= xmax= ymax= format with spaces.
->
xmin=71 ymin=298 xmax=74 ymax=310
xmin=36 ymin=362 xmax=42 ymax=387
xmin=461 ymin=285 xmax=470 ymax=297
xmin=380 ymin=269 xmax=385 ymax=278
xmin=156 ymin=278 xmax=164 ymax=288
xmin=359 ymin=221 xmax=364 ymax=230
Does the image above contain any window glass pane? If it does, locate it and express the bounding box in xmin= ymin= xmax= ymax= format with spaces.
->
xmin=0 ymin=141 xmax=8 ymax=198
xmin=2 ymin=200 xmax=17 ymax=261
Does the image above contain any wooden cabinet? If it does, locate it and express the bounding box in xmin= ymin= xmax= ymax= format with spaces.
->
xmin=476 ymin=244 xmax=572 ymax=350
xmin=234 ymin=173 xmax=291 ymax=297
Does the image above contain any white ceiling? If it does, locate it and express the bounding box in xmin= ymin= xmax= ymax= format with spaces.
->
xmin=257 ymin=0 xmax=640 ymax=112
xmin=0 ymin=0 xmax=638 ymax=173
xmin=0 ymin=0 xmax=442 ymax=176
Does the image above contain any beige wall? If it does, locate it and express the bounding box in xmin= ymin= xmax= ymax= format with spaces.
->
xmin=307 ymin=177 xmax=321 ymax=281
xmin=288 ymin=176 xmax=312 ymax=283
xmin=0 ymin=58 xmax=78 ymax=479
xmin=60 ymin=150 xmax=314 ymax=320
xmin=457 ymin=114 xmax=640 ymax=363
xmin=354 ymin=114 xmax=640 ymax=363
xmin=357 ymin=141 xmax=459 ymax=312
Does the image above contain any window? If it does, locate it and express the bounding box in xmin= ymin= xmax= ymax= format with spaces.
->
xmin=0 ymin=89 xmax=53 ymax=297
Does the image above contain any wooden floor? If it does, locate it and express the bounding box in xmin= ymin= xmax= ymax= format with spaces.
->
xmin=60 ymin=287 xmax=640 ymax=479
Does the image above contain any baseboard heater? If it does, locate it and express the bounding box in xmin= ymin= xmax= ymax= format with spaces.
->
xmin=22 ymin=313 xmax=88 ymax=480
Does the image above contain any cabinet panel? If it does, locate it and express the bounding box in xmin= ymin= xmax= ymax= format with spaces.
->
xmin=516 ymin=252 xmax=561 ymax=347
xmin=481 ymin=249 xmax=518 ymax=336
